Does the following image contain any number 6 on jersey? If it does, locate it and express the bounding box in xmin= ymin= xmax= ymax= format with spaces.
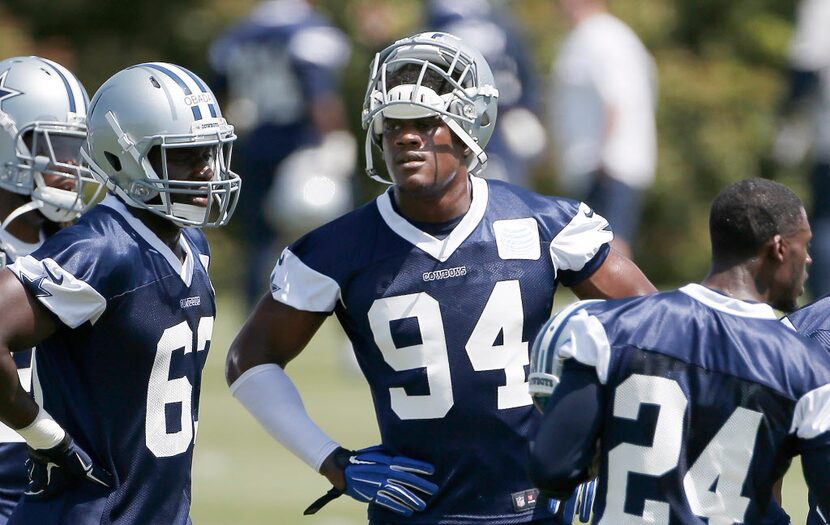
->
xmin=146 ymin=317 xmax=213 ymax=457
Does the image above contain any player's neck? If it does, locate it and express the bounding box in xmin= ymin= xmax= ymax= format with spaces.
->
xmin=131 ymin=208 xmax=186 ymax=263
xmin=0 ymin=190 xmax=41 ymax=244
xmin=701 ymin=264 xmax=766 ymax=305
xmin=393 ymin=173 xmax=472 ymax=223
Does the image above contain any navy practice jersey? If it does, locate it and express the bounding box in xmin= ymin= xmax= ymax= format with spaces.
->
xmin=783 ymin=298 xmax=830 ymax=525
xmin=6 ymin=195 xmax=214 ymax=525
xmin=271 ymin=176 xmax=613 ymax=524
xmin=0 ymin=234 xmax=41 ymax=524
xmin=530 ymin=284 xmax=830 ymax=524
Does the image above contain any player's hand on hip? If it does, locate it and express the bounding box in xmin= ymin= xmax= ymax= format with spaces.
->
xmin=304 ymin=445 xmax=438 ymax=516
xmin=549 ymin=478 xmax=596 ymax=524
xmin=25 ymin=433 xmax=113 ymax=499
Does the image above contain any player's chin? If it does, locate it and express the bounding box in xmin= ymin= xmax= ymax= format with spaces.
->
xmin=392 ymin=169 xmax=440 ymax=195
xmin=773 ymin=297 xmax=799 ymax=314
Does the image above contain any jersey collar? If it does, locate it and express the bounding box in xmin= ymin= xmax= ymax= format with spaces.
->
xmin=376 ymin=175 xmax=488 ymax=262
xmin=679 ymin=283 xmax=778 ymax=320
xmin=99 ymin=194 xmax=195 ymax=286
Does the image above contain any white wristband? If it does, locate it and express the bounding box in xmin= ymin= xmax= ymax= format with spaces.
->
xmin=230 ymin=363 xmax=340 ymax=471
xmin=16 ymin=407 xmax=65 ymax=450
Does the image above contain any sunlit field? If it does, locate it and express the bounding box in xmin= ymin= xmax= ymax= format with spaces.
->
xmin=190 ymin=292 xmax=812 ymax=525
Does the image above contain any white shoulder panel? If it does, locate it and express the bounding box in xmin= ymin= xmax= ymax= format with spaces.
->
xmin=549 ymin=202 xmax=613 ymax=275
xmin=9 ymin=256 xmax=106 ymax=328
xmin=556 ymin=307 xmax=613 ymax=384
xmin=270 ymin=248 xmax=341 ymax=313
xmin=791 ymin=383 xmax=830 ymax=440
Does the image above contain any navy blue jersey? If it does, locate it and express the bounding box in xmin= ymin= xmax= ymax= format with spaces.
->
xmin=531 ymin=285 xmax=830 ymax=524
xmin=784 ymin=298 xmax=830 ymax=525
xmin=6 ymin=195 xmax=215 ymax=525
xmin=0 ymin=232 xmax=44 ymax=524
xmin=271 ymin=177 xmax=612 ymax=523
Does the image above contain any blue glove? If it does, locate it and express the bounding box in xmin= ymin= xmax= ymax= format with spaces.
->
xmin=304 ymin=446 xmax=438 ymax=516
xmin=25 ymin=433 xmax=113 ymax=499
xmin=548 ymin=479 xmax=596 ymax=524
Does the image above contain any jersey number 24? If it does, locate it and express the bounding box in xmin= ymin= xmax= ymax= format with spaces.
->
xmin=603 ymin=374 xmax=763 ymax=525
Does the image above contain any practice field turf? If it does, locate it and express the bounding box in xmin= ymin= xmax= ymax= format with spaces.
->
xmin=190 ymin=293 xmax=812 ymax=524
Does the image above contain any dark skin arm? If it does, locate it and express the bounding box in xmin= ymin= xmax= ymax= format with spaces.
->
xmin=570 ymin=248 xmax=657 ymax=299
xmin=224 ymin=294 xmax=345 ymax=486
xmin=0 ymin=269 xmax=57 ymax=429
xmin=803 ymin=445 xmax=830 ymax=518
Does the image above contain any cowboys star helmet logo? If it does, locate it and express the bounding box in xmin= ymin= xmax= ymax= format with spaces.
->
xmin=0 ymin=70 xmax=23 ymax=109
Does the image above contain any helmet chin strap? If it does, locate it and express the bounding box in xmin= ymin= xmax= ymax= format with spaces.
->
xmin=441 ymin=116 xmax=487 ymax=176
xmin=364 ymin=131 xmax=394 ymax=185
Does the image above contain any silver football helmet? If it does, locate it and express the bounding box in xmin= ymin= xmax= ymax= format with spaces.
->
xmin=361 ymin=31 xmax=499 ymax=183
xmin=81 ymin=62 xmax=241 ymax=228
xmin=0 ymin=56 xmax=99 ymax=224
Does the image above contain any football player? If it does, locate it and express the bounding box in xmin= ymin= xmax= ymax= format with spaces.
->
xmin=528 ymin=178 xmax=830 ymax=522
xmin=0 ymin=55 xmax=98 ymax=523
xmin=782 ymin=297 xmax=830 ymax=525
xmin=0 ymin=62 xmax=241 ymax=524
xmin=226 ymin=32 xmax=655 ymax=524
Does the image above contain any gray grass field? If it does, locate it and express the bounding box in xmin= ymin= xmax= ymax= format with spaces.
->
xmin=190 ymin=293 xmax=812 ymax=524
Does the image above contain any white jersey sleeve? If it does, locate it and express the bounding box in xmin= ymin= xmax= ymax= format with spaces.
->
xmin=549 ymin=202 xmax=613 ymax=277
xmin=270 ymin=248 xmax=341 ymax=313
xmin=9 ymin=255 xmax=107 ymax=328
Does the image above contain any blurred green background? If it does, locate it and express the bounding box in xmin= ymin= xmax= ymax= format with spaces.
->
xmin=0 ymin=0 xmax=816 ymax=522
xmin=0 ymin=0 xmax=814 ymax=289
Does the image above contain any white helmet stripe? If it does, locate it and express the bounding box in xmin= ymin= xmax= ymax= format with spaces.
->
xmin=142 ymin=63 xmax=202 ymax=121
xmin=35 ymin=57 xmax=87 ymax=114
xmin=143 ymin=62 xmax=217 ymax=121
xmin=177 ymin=65 xmax=218 ymax=118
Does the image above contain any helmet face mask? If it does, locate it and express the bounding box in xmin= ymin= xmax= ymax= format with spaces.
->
xmin=0 ymin=56 xmax=98 ymax=223
xmin=361 ymin=32 xmax=499 ymax=183
xmin=82 ymin=62 xmax=241 ymax=228
xmin=139 ymin=140 xmax=238 ymax=227
xmin=19 ymin=123 xmax=102 ymax=223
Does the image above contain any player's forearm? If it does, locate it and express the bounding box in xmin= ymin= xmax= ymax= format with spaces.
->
xmin=229 ymin=363 xmax=340 ymax=472
xmin=0 ymin=349 xmax=38 ymax=430
xmin=527 ymin=364 xmax=603 ymax=497
xmin=803 ymin=446 xmax=830 ymax=518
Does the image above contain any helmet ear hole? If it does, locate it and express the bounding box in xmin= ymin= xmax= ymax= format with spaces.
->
xmin=104 ymin=152 xmax=122 ymax=172
xmin=480 ymin=113 xmax=491 ymax=128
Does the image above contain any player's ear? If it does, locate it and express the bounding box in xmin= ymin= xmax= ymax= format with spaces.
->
xmin=764 ymin=234 xmax=786 ymax=263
